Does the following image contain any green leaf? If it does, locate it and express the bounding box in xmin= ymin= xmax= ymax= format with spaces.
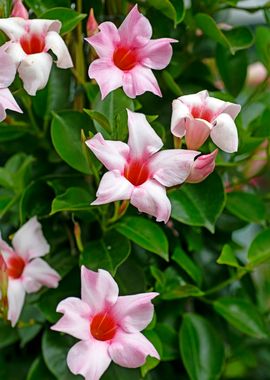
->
xmin=80 ymin=230 xmax=131 ymax=275
xmin=180 ymin=313 xmax=225 ymax=380
xmin=161 ymin=70 xmax=183 ymax=96
xmin=25 ymin=0 xmax=70 ymax=16
xmin=172 ymin=246 xmax=203 ymax=286
xmin=217 ymin=244 xmax=240 ymax=268
xmin=156 ymin=323 xmax=179 ymax=361
xmin=226 ymin=192 xmax=266 ymax=223
xmin=40 ymin=8 xmax=86 ymax=34
xmin=50 ymin=187 xmax=91 ymax=215
xmin=0 ymin=319 xmax=19 ymax=348
xmin=51 ymin=111 xmax=92 ymax=174
xmin=116 ymin=216 xmax=169 ymax=261
xmin=169 ymin=173 xmax=225 ymax=233
xmin=147 ymin=0 xmax=185 ymax=25
xmin=84 ymin=109 xmax=112 ymax=134
xmin=214 ymin=297 xmax=269 ymax=338
xmin=248 ymin=229 xmax=270 ymax=267
xmin=27 ymin=356 xmax=55 ymax=380
xmin=141 ymin=330 xmax=162 ymax=377
xmin=103 ymin=365 xmax=142 ymax=380
xmin=256 ymin=26 xmax=270 ymax=72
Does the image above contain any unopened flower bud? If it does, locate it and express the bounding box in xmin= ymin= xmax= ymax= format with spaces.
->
xmin=187 ymin=149 xmax=218 ymax=183
xmin=244 ymin=139 xmax=268 ymax=179
xmin=11 ymin=0 xmax=29 ymax=19
xmin=87 ymin=8 xmax=98 ymax=37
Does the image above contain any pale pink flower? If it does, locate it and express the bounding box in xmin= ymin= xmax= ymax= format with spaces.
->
xmin=0 ymin=217 xmax=60 ymax=326
xmin=86 ymin=110 xmax=199 ymax=223
xmin=0 ymin=17 xmax=73 ymax=95
xmin=171 ymin=90 xmax=241 ymax=153
xmin=86 ymin=4 xmax=176 ymax=99
xmin=87 ymin=8 xmax=98 ymax=37
xmin=186 ymin=149 xmax=218 ymax=183
xmin=247 ymin=62 xmax=268 ymax=87
xmin=52 ymin=266 xmax=159 ymax=380
xmin=244 ymin=140 xmax=268 ymax=179
xmin=11 ymin=0 xmax=29 ymax=19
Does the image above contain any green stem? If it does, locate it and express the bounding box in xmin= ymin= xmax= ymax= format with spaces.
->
xmin=204 ymin=269 xmax=247 ymax=296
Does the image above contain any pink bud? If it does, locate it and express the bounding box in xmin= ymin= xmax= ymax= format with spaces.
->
xmin=87 ymin=8 xmax=98 ymax=37
xmin=11 ymin=0 xmax=29 ymax=19
xmin=244 ymin=139 xmax=268 ymax=179
xmin=187 ymin=149 xmax=218 ymax=183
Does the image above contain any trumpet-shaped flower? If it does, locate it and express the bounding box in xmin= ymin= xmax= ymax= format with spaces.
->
xmin=0 ymin=217 xmax=60 ymax=326
xmin=86 ymin=5 xmax=176 ymax=99
xmin=86 ymin=110 xmax=199 ymax=223
xmin=171 ymin=90 xmax=241 ymax=153
xmin=186 ymin=149 xmax=218 ymax=183
xmin=0 ymin=17 xmax=73 ymax=95
xmin=52 ymin=266 xmax=159 ymax=380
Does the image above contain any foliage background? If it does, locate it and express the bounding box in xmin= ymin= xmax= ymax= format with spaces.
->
xmin=1 ymin=0 xmax=270 ymax=379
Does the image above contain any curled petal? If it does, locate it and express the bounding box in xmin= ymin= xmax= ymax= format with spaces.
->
xmin=170 ymin=99 xmax=191 ymax=138
xmin=7 ymin=278 xmax=25 ymax=327
xmin=187 ymin=149 xmax=218 ymax=184
xmin=86 ymin=21 xmax=120 ymax=57
xmin=28 ymin=19 xmax=61 ymax=35
xmin=122 ymin=65 xmax=161 ymax=98
xmin=0 ymin=88 xmax=22 ymax=122
xmin=0 ymin=17 xmax=26 ymax=39
xmin=131 ymin=179 xmax=171 ymax=223
xmin=91 ymin=170 xmax=134 ymax=205
xmin=179 ymin=90 xmax=208 ymax=110
xmin=51 ymin=297 xmax=91 ymax=340
xmin=45 ymin=31 xmax=73 ymax=69
xmin=210 ymin=113 xmax=238 ymax=153
xmin=22 ymin=258 xmax=60 ymax=292
xmin=185 ymin=119 xmax=211 ymax=150
xmin=81 ymin=266 xmax=119 ymax=313
xmin=85 ymin=133 xmax=129 ymax=172
xmin=223 ymin=103 xmax=241 ymax=119
xmin=139 ymin=38 xmax=177 ymax=70
xmin=109 ymin=330 xmax=160 ymax=368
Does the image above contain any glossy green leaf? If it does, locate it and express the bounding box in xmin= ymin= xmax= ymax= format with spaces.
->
xmin=156 ymin=323 xmax=179 ymax=361
xmin=50 ymin=187 xmax=91 ymax=215
xmin=25 ymin=0 xmax=70 ymax=16
xmin=103 ymin=365 xmax=142 ymax=380
xmin=248 ymin=229 xmax=270 ymax=267
xmin=84 ymin=109 xmax=112 ymax=133
xmin=0 ymin=319 xmax=19 ymax=348
xmin=40 ymin=8 xmax=86 ymax=34
xmin=27 ymin=356 xmax=55 ymax=380
xmin=214 ymin=297 xmax=268 ymax=338
xmin=256 ymin=26 xmax=270 ymax=72
xmin=147 ymin=0 xmax=185 ymax=25
xmin=180 ymin=313 xmax=225 ymax=380
xmin=217 ymin=244 xmax=240 ymax=268
xmin=116 ymin=216 xmax=169 ymax=261
xmin=226 ymin=192 xmax=266 ymax=223
xmin=141 ymin=330 xmax=162 ymax=376
xmin=172 ymin=246 xmax=203 ymax=286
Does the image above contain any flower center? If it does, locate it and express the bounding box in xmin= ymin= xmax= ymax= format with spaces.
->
xmin=124 ymin=159 xmax=150 ymax=186
xmin=191 ymin=106 xmax=214 ymax=122
xmin=20 ymin=33 xmax=46 ymax=55
xmin=113 ymin=46 xmax=138 ymax=71
xmin=7 ymin=255 xmax=25 ymax=279
xmin=90 ymin=312 xmax=117 ymax=341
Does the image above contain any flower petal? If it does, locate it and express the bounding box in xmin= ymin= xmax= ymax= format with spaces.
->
xmin=0 ymin=17 xmax=26 ymax=39
xmin=0 ymin=235 xmax=14 ymax=264
xmin=29 ymin=19 xmax=61 ymax=35
xmin=86 ymin=21 xmax=120 ymax=57
xmin=127 ymin=109 xmax=163 ymax=158
xmin=12 ymin=216 xmax=50 ymax=261
xmin=81 ymin=266 xmax=119 ymax=313
xmin=85 ymin=133 xmax=129 ymax=172
xmin=7 ymin=278 xmax=25 ymax=327
xmin=3 ymin=41 xmax=26 ymax=66
xmin=170 ymin=99 xmax=192 ymax=138
xmin=45 ymin=31 xmax=73 ymax=69
xmin=109 ymin=330 xmax=159 ymax=368
xmin=0 ymin=48 xmax=16 ymax=88
xmin=210 ymin=113 xmax=238 ymax=153
xmin=149 ymin=149 xmax=199 ymax=187
xmin=67 ymin=339 xmax=111 ymax=380
xmin=91 ymin=170 xmax=134 ymax=205
xmin=122 ymin=65 xmax=161 ymax=98
xmin=18 ymin=52 xmax=53 ymax=95
xmin=187 ymin=149 xmax=218 ymax=184
xmin=51 ymin=297 xmax=91 ymax=340
xmin=0 ymin=88 xmax=22 ymax=122
xmin=89 ymin=58 xmax=123 ymax=99
xmin=118 ymin=5 xmax=152 ymax=48
xmin=22 ymin=258 xmax=60 ymax=292
xmin=185 ymin=118 xmax=211 ymax=150
xmin=111 ymin=293 xmax=158 ymax=333
xmin=130 ymin=179 xmax=171 ymax=223
xmin=179 ymin=90 xmax=208 ymax=110
xmin=223 ymin=103 xmax=241 ymax=119
xmin=139 ymin=38 xmax=177 ymax=70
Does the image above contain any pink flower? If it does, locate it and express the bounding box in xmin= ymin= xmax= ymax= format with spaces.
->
xmin=186 ymin=149 xmax=218 ymax=183
xmin=11 ymin=0 xmax=29 ymax=19
xmin=0 ymin=17 xmax=73 ymax=95
xmin=86 ymin=5 xmax=176 ymax=99
xmin=0 ymin=217 xmax=60 ymax=326
xmin=243 ymin=140 xmax=268 ymax=179
xmin=87 ymin=8 xmax=98 ymax=37
xmin=52 ymin=266 xmax=159 ymax=380
xmin=171 ymin=90 xmax=241 ymax=153
xmin=86 ymin=110 xmax=199 ymax=223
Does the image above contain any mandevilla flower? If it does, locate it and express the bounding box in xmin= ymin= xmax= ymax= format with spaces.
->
xmin=52 ymin=266 xmax=159 ymax=380
xmin=171 ymin=90 xmax=241 ymax=153
xmin=0 ymin=17 xmax=73 ymax=95
xmin=86 ymin=109 xmax=199 ymax=223
xmin=0 ymin=217 xmax=60 ymax=326
xmin=86 ymin=4 xmax=176 ymax=99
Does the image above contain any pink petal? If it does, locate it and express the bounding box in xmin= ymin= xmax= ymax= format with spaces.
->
xmin=204 ymin=95 xmax=229 ymax=117
xmin=86 ymin=21 xmax=120 ymax=57
xmin=139 ymin=38 xmax=177 ymax=70
xmin=51 ymin=297 xmax=91 ymax=340
xmin=67 ymin=339 xmax=111 ymax=380
xmin=45 ymin=31 xmax=73 ymax=69
xmin=89 ymin=58 xmax=123 ymax=99
xmin=0 ymin=235 xmax=14 ymax=262
xmin=130 ymin=179 xmax=171 ymax=223
xmin=22 ymin=258 xmax=60 ymax=292
xmin=81 ymin=266 xmax=119 ymax=313
xmin=0 ymin=48 xmax=16 ymax=88
xmin=111 ymin=293 xmax=158 ymax=333
xmin=149 ymin=149 xmax=199 ymax=187
xmin=0 ymin=88 xmax=22 ymax=122
xmin=7 ymin=278 xmax=25 ymax=327
xmin=18 ymin=52 xmax=53 ymax=95
xmin=185 ymin=119 xmax=211 ymax=150
xmin=12 ymin=216 xmax=50 ymax=261
xmin=118 ymin=5 xmax=152 ymax=48
xmin=28 ymin=19 xmax=61 ymax=35
xmin=122 ymin=65 xmax=161 ymax=98
xmin=3 ymin=41 xmax=26 ymax=66
xmin=170 ymin=99 xmax=191 ymax=138
xmin=127 ymin=109 xmax=163 ymax=158
xmin=85 ymin=133 xmax=129 ymax=172
xmin=210 ymin=113 xmax=238 ymax=153
xmin=223 ymin=102 xmax=241 ymax=119
xmin=187 ymin=149 xmax=218 ymax=184
xmin=0 ymin=17 xmax=26 ymax=39
xmin=179 ymin=90 xmax=208 ymax=111
xmin=91 ymin=170 xmax=134 ymax=205
xmin=109 ymin=330 xmax=159 ymax=368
